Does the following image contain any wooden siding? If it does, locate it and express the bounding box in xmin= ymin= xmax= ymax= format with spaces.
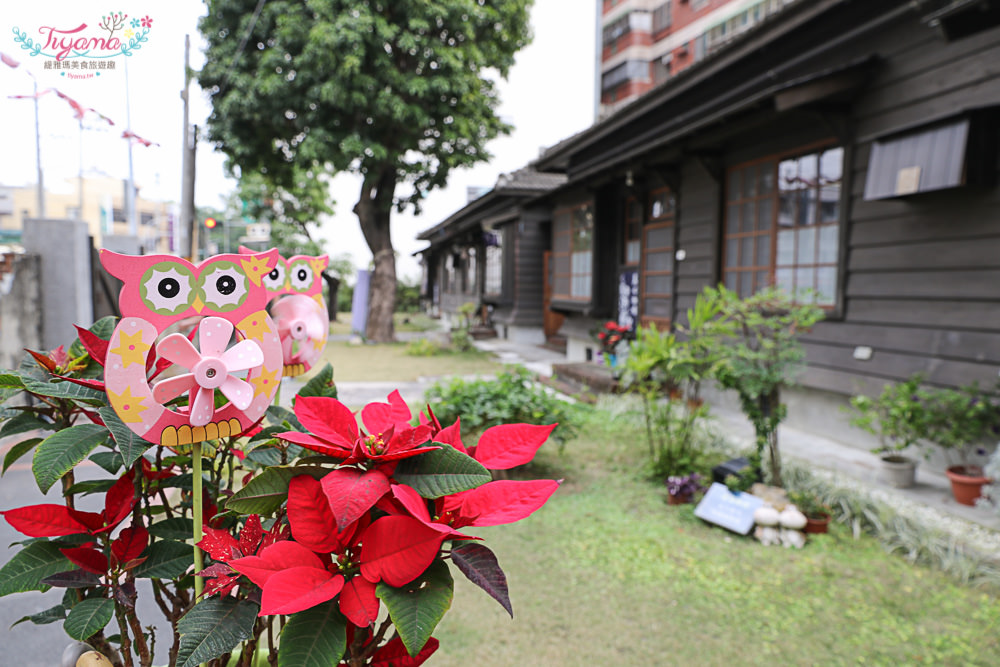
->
xmin=672 ymin=160 xmax=719 ymax=321
xmin=798 ymin=15 xmax=1000 ymax=394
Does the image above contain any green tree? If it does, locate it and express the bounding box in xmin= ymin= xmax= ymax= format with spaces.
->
xmin=198 ymin=0 xmax=533 ymax=342
xmin=225 ymin=170 xmax=331 ymax=258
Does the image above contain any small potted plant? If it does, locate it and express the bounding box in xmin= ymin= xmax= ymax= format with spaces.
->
xmin=787 ymin=490 xmax=832 ymax=534
xmin=665 ymin=472 xmax=704 ymax=505
xmin=923 ymin=382 xmax=997 ymax=505
xmin=593 ymin=320 xmax=629 ymax=368
xmin=848 ymin=374 xmax=930 ymax=488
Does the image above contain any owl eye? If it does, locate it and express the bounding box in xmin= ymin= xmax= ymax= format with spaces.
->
xmin=140 ymin=262 xmax=196 ymax=315
xmin=263 ymin=263 xmax=286 ymax=291
xmin=199 ymin=261 xmax=249 ymax=312
xmin=289 ymin=260 xmax=313 ymax=292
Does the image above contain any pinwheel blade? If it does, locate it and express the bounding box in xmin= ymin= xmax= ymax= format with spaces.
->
xmin=151 ymin=373 xmax=197 ymax=404
xmin=305 ymin=315 xmax=326 ymax=341
xmin=157 ymin=333 xmax=201 ymax=370
xmin=220 ymin=376 xmax=255 ymax=411
xmin=219 ymin=339 xmax=264 ymax=372
xmin=199 ymin=317 xmax=234 ymax=358
xmin=189 ymin=386 xmax=216 ymax=427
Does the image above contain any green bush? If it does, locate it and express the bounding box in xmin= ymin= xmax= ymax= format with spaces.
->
xmin=405 ymin=338 xmax=446 ymax=357
xmin=425 ymin=367 xmax=578 ymax=447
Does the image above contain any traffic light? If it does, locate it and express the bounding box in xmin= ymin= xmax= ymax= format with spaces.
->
xmin=204 ymin=217 xmax=218 ymax=229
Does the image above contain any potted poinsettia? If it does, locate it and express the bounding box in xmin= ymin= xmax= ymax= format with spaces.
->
xmin=0 ymin=315 xmax=561 ymax=666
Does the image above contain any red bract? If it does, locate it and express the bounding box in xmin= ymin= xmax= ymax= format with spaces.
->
xmin=74 ymin=324 xmax=110 ymax=366
xmin=276 ymin=393 xmax=436 ymax=465
xmin=111 ymin=524 xmax=149 ymax=568
xmin=231 ymin=541 xmax=344 ymax=616
xmin=2 ymin=473 xmax=135 ymax=537
xmin=60 ymin=544 xmax=108 ymax=574
xmin=371 ymin=636 xmax=439 ymax=666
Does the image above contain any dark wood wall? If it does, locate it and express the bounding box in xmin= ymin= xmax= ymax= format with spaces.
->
xmin=808 ymin=16 xmax=1000 ymax=395
xmin=673 ymin=15 xmax=1000 ymax=396
xmin=674 ymin=161 xmax=720 ymax=316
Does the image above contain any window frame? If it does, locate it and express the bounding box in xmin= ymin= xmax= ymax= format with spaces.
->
xmin=640 ymin=187 xmax=676 ymax=328
xmin=552 ymin=201 xmax=595 ymax=303
xmin=623 ymin=195 xmax=642 ymax=267
xmin=722 ymin=140 xmax=848 ymax=316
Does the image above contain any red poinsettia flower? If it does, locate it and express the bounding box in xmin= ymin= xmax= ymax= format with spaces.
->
xmin=277 ymin=391 xmax=436 ymax=465
xmin=225 ymin=477 xmax=381 ymax=623
xmin=196 ymin=514 xmax=289 ymax=597
xmin=355 ymin=421 xmax=558 ymax=588
xmin=1 ymin=472 xmax=135 ymax=537
xmin=345 ymin=626 xmax=439 ymax=666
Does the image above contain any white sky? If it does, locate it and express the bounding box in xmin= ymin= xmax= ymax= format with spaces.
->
xmin=0 ymin=1 xmax=597 ymax=281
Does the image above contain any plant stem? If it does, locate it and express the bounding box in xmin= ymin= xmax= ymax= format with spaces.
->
xmin=192 ymin=440 xmax=204 ymax=602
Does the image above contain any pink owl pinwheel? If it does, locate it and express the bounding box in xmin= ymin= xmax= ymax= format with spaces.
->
xmin=240 ymin=246 xmax=329 ymax=377
xmin=100 ymin=250 xmax=284 ymax=449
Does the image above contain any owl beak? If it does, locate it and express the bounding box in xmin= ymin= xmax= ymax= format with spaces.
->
xmin=191 ymin=295 xmax=205 ymax=313
xmin=284 ymin=279 xmax=291 ymax=290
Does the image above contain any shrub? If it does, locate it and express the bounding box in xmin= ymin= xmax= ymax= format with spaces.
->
xmin=405 ymin=338 xmax=446 ymax=357
xmin=425 ymin=367 xmax=577 ymax=447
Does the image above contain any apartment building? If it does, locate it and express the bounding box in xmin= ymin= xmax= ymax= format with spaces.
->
xmin=599 ymin=0 xmax=797 ymax=116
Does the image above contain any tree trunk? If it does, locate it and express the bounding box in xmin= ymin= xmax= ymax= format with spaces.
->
xmin=353 ymin=166 xmax=398 ymax=343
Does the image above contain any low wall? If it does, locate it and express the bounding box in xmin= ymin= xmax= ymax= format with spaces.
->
xmin=0 ymin=252 xmax=42 ymax=369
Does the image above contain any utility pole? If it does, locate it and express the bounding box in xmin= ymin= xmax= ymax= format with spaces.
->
xmin=124 ymin=57 xmax=137 ymax=236
xmin=32 ymin=74 xmax=45 ymax=218
xmin=180 ymin=34 xmax=198 ymax=260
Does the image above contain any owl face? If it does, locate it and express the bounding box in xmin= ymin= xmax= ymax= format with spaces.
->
xmin=240 ymin=246 xmax=328 ymax=299
xmin=100 ymin=249 xmax=284 ymax=448
xmin=239 ymin=247 xmax=329 ymax=377
xmin=101 ymin=249 xmax=280 ymax=329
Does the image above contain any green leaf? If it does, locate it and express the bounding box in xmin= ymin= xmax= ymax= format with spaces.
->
xmin=0 ymin=411 xmax=51 ymax=440
xmin=226 ymin=466 xmax=327 ymax=515
xmin=11 ymin=602 xmax=68 ymax=628
xmin=148 ymin=517 xmax=195 ymax=541
xmin=277 ymin=601 xmax=347 ymax=667
xmin=98 ymin=406 xmax=154 ymax=469
xmin=133 ymin=540 xmax=194 ymax=579
xmin=32 ymin=423 xmax=109 ymax=493
xmin=22 ymin=377 xmax=106 ymax=406
xmin=294 ymin=363 xmax=337 ymax=404
xmin=376 ymin=558 xmax=453 ymax=657
xmin=64 ymin=479 xmax=117 ymax=496
xmin=89 ymin=451 xmax=123 ymax=475
xmin=266 ymin=405 xmax=303 ymax=431
xmin=64 ymin=597 xmax=114 ymax=641
xmin=2 ymin=437 xmax=42 ymax=475
xmin=0 ymin=542 xmax=73 ymax=596
xmin=176 ymin=598 xmax=259 ymax=667
xmin=0 ymin=373 xmax=25 ymax=389
xmin=393 ymin=445 xmax=491 ymax=498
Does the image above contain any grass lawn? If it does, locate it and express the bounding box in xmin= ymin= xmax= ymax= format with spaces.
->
xmin=312 ymin=340 xmax=502 ymax=383
xmin=429 ymin=407 xmax=1000 ymax=666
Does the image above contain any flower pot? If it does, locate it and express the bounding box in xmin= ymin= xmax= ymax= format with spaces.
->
xmin=605 ymin=353 xmax=618 ymax=368
xmin=667 ymin=492 xmax=693 ymax=505
xmin=880 ymin=455 xmax=918 ymax=488
xmin=803 ymin=513 xmax=831 ymax=534
xmin=945 ymin=465 xmax=992 ymax=506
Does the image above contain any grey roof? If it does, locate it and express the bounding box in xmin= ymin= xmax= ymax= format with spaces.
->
xmin=415 ymin=167 xmax=566 ymax=242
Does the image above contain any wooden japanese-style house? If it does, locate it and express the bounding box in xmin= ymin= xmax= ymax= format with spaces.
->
xmin=532 ymin=0 xmax=1000 ymax=438
xmin=417 ymin=168 xmax=566 ymax=344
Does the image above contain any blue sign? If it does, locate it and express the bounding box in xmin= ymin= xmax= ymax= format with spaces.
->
xmin=618 ymin=270 xmax=639 ymax=334
xmin=694 ymin=483 xmax=763 ymax=535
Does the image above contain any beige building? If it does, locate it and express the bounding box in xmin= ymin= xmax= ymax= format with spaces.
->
xmin=0 ymin=175 xmax=176 ymax=253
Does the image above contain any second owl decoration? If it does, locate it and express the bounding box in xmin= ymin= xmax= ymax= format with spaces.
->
xmin=100 ymin=248 xmax=284 ymax=448
xmin=241 ymin=246 xmax=330 ymax=377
